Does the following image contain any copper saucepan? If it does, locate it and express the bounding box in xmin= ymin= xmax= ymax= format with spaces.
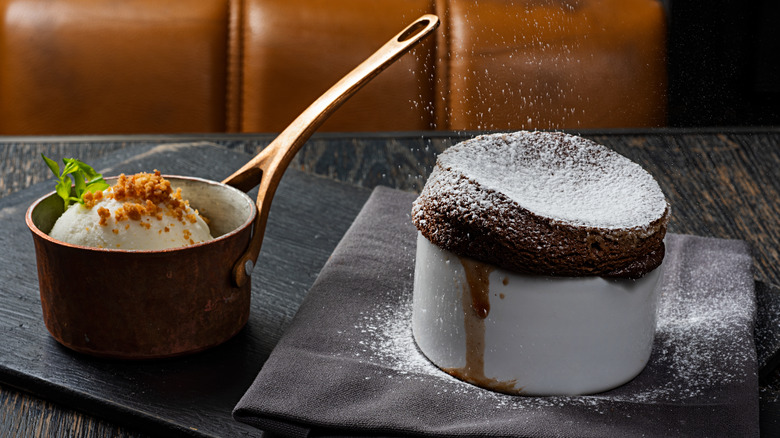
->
xmin=25 ymin=15 xmax=440 ymax=359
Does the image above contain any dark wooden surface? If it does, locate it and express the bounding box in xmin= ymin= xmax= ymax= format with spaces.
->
xmin=0 ymin=141 xmax=373 ymax=437
xmin=0 ymin=129 xmax=779 ymax=437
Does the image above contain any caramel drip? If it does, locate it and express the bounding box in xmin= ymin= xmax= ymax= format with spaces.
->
xmin=461 ymin=257 xmax=492 ymax=319
xmin=443 ymin=257 xmax=520 ymax=394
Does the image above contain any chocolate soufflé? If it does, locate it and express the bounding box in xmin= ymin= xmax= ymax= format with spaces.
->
xmin=412 ymin=131 xmax=670 ymax=279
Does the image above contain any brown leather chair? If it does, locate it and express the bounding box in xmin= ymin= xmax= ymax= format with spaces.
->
xmin=442 ymin=0 xmax=667 ymax=130
xmin=0 ymin=0 xmax=666 ymax=135
xmin=0 ymin=0 xmax=234 ymax=134
xmin=238 ymin=0 xmax=437 ymax=133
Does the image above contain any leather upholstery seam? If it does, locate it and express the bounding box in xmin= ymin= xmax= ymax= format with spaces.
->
xmin=226 ymin=0 xmax=245 ymax=132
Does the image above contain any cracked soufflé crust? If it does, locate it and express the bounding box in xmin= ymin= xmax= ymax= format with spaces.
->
xmin=412 ymin=131 xmax=670 ymax=279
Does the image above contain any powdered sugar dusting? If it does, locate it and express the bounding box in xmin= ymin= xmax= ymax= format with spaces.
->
xmin=344 ymin=285 xmax=607 ymax=411
xmin=434 ymin=131 xmax=668 ymax=229
xmin=344 ymin=236 xmax=755 ymax=409
xmin=616 ymin=242 xmax=757 ymax=402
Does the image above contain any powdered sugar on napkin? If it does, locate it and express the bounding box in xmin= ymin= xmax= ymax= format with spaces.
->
xmin=345 ymin=235 xmax=756 ymax=409
xmin=234 ymin=188 xmax=758 ymax=437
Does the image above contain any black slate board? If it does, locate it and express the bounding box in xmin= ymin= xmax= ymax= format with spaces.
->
xmin=0 ymin=142 xmax=371 ymax=437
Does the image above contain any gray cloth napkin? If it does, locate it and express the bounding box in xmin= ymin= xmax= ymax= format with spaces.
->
xmin=234 ymin=186 xmax=759 ymax=437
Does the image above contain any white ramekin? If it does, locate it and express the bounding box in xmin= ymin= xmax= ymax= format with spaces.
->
xmin=412 ymin=232 xmax=664 ymax=396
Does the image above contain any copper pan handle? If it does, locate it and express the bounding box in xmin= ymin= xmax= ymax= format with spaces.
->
xmin=222 ymin=14 xmax=440 ymax=287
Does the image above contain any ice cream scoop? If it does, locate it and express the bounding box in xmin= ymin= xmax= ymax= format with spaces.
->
xmin=49 ymin=171 xmax=213 ymax=250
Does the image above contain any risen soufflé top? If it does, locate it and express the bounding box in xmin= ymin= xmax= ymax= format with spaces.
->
xmin=411 ymin=131 xmax=670 ymax=278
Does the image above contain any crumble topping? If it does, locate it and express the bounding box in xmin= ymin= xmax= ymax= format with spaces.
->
xmin=83 ymin=170 xmax=205 ymax=237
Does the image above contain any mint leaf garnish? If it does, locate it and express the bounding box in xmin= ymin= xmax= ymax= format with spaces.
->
xmin=42 ymin=154 xmax=110 ymax=209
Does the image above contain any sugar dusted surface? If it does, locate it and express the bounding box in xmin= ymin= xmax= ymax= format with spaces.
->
xmin=343 ymin=244 xmax=755 ymax=409
xmin=434 ymin=131 xmax=668 ymax=229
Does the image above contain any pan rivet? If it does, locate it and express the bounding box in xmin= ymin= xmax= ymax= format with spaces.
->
xmin=244 ymin=260 xmax=254 ymax=277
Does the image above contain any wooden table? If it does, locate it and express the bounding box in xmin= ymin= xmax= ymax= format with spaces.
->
xmin=0 ymin=129 xmax=778 ymax=436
